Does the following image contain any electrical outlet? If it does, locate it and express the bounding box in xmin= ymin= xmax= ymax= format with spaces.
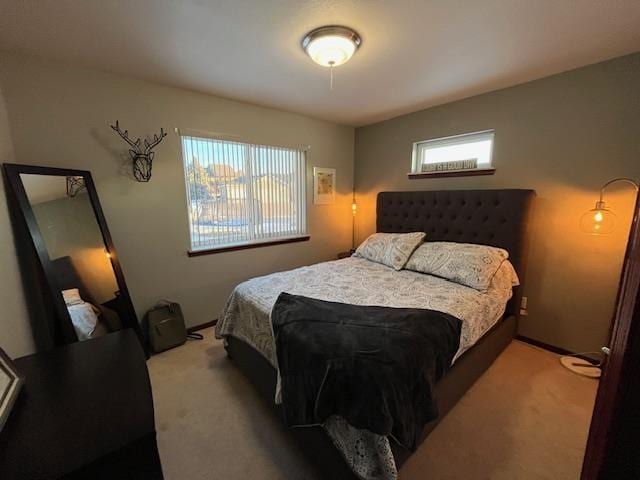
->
xmin=521 ymin=296 xmax=528 ymax=310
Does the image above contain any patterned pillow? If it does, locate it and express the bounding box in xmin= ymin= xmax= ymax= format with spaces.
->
xmin=405 ymin=242 xmax=509 ymax=290
xmin=354 ymin=232 xmax=425 ymax=270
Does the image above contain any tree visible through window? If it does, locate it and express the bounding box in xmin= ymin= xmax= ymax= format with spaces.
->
xmin=180 ymin=135 xmax=307 ymax=251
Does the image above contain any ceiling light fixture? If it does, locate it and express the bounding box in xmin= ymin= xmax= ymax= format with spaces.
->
xmin=302 ymin=25 xmax=361 ymax=89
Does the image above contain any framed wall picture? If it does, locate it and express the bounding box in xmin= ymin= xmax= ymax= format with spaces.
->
xmin=313 ymin=167 xmax=336 ymax=205
xmin=0 ymin=348 xmax=24 ymax=433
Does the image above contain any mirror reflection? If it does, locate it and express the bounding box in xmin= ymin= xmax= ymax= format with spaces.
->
xmin=21 ymin=174 xmax=124 ymax=341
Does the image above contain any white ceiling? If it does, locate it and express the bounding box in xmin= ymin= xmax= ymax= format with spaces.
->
xmin=1 ymin=0 xmax=639 ymax=126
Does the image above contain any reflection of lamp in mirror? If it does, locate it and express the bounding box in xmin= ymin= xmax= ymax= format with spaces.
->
xmin=579 ymin=178 xmax=639 ymax=235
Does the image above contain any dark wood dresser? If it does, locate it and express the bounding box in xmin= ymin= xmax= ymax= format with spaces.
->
xmin=0 ymin=329 xmax=163 ymax=479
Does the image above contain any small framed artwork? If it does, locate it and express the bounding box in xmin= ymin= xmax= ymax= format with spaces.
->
xmin=0 ymin=348 xmax=24 ymax=433
xmin=313 ymin=167 xmax=336 ymax=205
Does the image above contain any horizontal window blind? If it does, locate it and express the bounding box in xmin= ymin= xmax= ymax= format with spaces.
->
xmin=180 ymin=135 xmax=307 ymax=251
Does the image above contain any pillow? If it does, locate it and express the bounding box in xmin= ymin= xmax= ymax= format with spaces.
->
xmin=491 ymin=260 xmax=520 ymax=291
xmin=62 ymin=288 xmax=84 ymax=306
xmin=354 ymin=232 xmax=425 ymax=270
xmin=405 ymin=242 xmax=509 ymax=290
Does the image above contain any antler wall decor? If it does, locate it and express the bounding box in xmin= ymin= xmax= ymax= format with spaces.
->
xmin=66 ymin=176 xmax=86 ymax=198
xmin=110 ymin=121 xmax=167 ymax=182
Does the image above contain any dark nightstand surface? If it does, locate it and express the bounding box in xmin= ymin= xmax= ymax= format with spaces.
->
xmin=0 ymin=329 xmax=161 ymax=479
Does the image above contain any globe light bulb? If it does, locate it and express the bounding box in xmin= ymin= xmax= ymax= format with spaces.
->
xmin=580 ymin=201 xmax=616 ymax=235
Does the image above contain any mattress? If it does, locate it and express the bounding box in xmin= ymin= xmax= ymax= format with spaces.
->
xmin=215 ymin=256 xmax=518 ymax=480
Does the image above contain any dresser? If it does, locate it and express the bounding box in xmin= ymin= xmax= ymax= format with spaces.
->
xmin=0 ymin=329 xmax=163 ymax=479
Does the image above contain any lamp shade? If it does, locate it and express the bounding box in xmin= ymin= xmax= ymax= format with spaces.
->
xmin=302 ymin=26 xmax=361 ymax=68
xmin=580 ymin=201 xmax=616 ymax=235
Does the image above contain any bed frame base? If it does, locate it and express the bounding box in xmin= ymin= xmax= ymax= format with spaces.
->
xmin=224 ymin=314 xmax=517 ymax=479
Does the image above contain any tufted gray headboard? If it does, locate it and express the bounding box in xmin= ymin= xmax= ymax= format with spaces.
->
xmin=377 ymin=189 xmax=535 ymax=315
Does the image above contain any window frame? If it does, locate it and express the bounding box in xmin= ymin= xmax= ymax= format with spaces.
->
xmin=409 ymin=129 xmax=496 ymax=179
xmin=179 ymin=132 xmax=309 ymax=255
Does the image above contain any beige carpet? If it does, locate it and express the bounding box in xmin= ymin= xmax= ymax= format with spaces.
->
xmin=148 ymin=328 xmax=597 ymax=479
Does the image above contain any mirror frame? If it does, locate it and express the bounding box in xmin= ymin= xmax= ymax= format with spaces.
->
xmin=2 ymin=163 xmax=144 ymax=350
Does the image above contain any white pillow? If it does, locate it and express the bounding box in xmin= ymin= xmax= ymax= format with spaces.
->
xmin=62 ymin=288 xmax=84 ymax=306
xmin=491 ymin=260 xmax=520 ymax=291
xmin=67 ymin=302 xmax=99 ymax=340
xmin=405 ymin=242 xmax=509 ymax=290
xmin=354 ymin=232 xmax=425 ymax=270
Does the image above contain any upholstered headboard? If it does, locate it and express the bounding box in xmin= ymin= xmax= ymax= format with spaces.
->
xmin=377 ymin=189 xmax=535 ymax=315
xmin=51 ymin=256 xmax=99 ymax=306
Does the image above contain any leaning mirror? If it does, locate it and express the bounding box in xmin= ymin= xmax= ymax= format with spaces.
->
xmin=2 ymin=164 xmax=143 ymax=351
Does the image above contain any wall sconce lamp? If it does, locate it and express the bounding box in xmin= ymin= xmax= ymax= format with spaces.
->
xmin=580 ymin=177 xmax=639 ymax=235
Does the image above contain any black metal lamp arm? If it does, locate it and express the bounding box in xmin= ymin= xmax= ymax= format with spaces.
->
xmin=599 ymin=177 xmax=639 ymax=203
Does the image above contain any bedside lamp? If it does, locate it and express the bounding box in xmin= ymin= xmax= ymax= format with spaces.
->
xmin=580 ymin=178 xmax=639 ymax=235
xmin=351 ymin=198 xmax=358 ymax=252
xmin=562 ymin=176 xmax=639 ymax=378
xmin=336 ymin=198 xmax=358 ymax=260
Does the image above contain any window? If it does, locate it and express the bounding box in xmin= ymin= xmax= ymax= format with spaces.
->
xmin=180 ymin=134 xmax=307 ymax=252
xmin=411 ymin=130 xmax=495 ymax=177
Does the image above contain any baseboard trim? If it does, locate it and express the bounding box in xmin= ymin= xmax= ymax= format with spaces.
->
xmin=187 ymin=319 xmax=218 ymax=334
xmin=515 ymin=335 xmax=599 ymax=363
xmin=515 ymin=335 xmax=572 ymax=355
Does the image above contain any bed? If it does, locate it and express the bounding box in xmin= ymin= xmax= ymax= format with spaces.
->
xmin=51 ymin=256 xmax=121 ymax=341
xmin=216 ymin=189 xmax=534 ymax=479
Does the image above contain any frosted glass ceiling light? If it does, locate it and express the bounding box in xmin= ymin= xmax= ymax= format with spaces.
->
xmin=302 ymin=26 xmax=361 ymax=88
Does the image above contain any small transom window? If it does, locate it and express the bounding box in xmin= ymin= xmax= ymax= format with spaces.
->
xmin=411 ymin=130 xmax=495 ymax=175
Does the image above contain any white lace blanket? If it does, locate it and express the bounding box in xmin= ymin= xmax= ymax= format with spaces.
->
xmin=215 ymin=257 xmax=517 ymax=480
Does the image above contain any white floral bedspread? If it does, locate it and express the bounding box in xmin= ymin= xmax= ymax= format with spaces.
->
xmin=215 ymin=256 xmax=517 ymax=480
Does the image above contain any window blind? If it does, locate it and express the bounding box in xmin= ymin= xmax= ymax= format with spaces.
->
xmin=180 ymin=135 xmax=307 ymax=251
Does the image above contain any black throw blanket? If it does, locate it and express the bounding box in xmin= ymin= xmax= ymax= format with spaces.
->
xmin=272 ymin=293 xmax=462 ymax=451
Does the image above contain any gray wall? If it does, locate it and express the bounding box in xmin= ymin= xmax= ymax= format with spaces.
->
xmin=355 ymin=53 xmax=640 ymax=354
xmin=0 ymin=53 xmax=354 ymax=353
xmin=0 ymin=84 xmax=34 ymax=358
xmin=31 ymin=193 xmax=119 ymax=303
xmin=3 ymin=50 xmax=637 ymax=358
